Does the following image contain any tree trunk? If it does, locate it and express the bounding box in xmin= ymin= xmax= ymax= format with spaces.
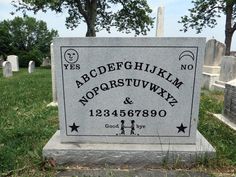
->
xmin=86 ymin=23 xmax=96 ymax=37
xmin=225 ymin=31 xmax=233 ymax=56
xmin=224 ymin=2 xmax=233 ymax=56
xmin=85 ymin=0 xmax=97 ymax=37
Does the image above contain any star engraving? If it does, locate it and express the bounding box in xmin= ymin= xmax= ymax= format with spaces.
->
xmin=176 ymin=123 xmax=187 ymax=133
xmin=69 ymin=123 xmax=80 ymax=132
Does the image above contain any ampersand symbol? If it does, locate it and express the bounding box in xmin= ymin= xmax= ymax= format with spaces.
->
xmin=123 ymin=97 xmax=134 ymax=105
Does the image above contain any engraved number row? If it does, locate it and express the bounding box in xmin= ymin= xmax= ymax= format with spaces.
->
xmin=89 ymin=109 xmax=167 ymax=118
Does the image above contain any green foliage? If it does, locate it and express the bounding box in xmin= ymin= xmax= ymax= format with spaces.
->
xmin=179 ymin=0 xmax=225 ymax=33
xmin=179 ymin=0 xmax=235 ymax=33
xmin=0 ymin=16 xmax=58 ymax=67
xmin=0 ymin=69 xmax=58 ymax=176
xmin=179 ymin=0 xmax=236 ymax=55
xmin=12 ymin=0 xmax=154 ymax=36
xmin=18 ymin=48 xmax=43 ymax=67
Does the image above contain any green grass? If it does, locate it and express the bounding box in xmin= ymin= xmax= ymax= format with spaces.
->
xmin=0 ymin=69 xmax=235 ymax=176
xmin=0 ymin=68 xmax=58 ymax=176
xmin=198 ymin=90 xmax=236 ymax=169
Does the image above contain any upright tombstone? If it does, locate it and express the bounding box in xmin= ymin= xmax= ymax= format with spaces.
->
xmin=219 ymin=56 xmax=236 ymax=82
xmin=41 ymin=57 xmax=51 ymax=67
xmin=28 ymin=60 xmax=35 ymax=73
xmin=7 ymin=55 xmax=19 ymax=72
xmin=202 ymin=39 xmax=225 ymax=90
xmin=3 ymin=61 xmax=13 ymax=77
xmin=43 ymin=38 xmax=215 ymax=166
xmin=204 ymin=39 xmax=225 ymax=67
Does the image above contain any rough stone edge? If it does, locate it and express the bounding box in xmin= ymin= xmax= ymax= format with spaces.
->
xmin=43 ymin=130 xmax=215 ymax=167
xmin=213 ymin=114 xmax=236 ymax=131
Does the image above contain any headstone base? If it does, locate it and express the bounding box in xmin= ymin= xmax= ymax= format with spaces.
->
xmin=203 ymin=65 xmax=221 ymax=74
xmin=214 ymin=114 xmax=236 ymax=131
xmin=201 ymin=72 xmax=219 ymax=90
xmin=212 ymin=80 xmax=226 ymax=91
xmin=43 ymin=130 xmax=215 ymax=167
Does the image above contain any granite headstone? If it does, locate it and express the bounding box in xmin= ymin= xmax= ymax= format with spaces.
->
xmin=3 ymin=61 xmax=13 ymax=77
xmin=28 ymin=60 xmax=35 ymax=73
xmin=53 ymin=37 xmax=205 ymax=144
xmin=204 ymin=39 xmax=225 ymax=66
xmin=41 ymin=57 xmax=51 ymax=67
xmin=43 ymin=37 xmax=216 ymax=166
xmin=7 ymin=55 xmax=19 ymax=72
xmin=219 ymin=56 xmax=236 ymax=82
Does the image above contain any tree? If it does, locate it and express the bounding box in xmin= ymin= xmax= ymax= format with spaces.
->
xmin=0 ymin=21 xmax=12 ymax=58
xmin=179 ymin=0 xmax=236 ymax=55
xmin=11 ymin=0 xmax=154 ymax=37
xmin=0 ymin=16 xmax=58 ymax=66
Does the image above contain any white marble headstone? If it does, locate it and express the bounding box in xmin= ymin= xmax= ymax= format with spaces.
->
xmin=3 ymin=61 xmax=13 ymax=77
xmin=28 ymin=60 xmax=35 ymax=73
xmin=53 ymin=37 xmax=205 ymax=144
xmin=7 ymin=55 xmax=19 ymax=72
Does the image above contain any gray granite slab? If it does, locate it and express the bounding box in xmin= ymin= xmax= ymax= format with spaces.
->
xmin=53 ymin=37 xmax=205 ymax=144
xmin=43 ymin=130 xmax=215 ymax=167
xmin=57 ymin=169 xmax=213 ymax=177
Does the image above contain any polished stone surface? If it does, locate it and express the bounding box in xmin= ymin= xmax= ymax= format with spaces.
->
xmin=53 ymin=37 xmax=205 ymax=144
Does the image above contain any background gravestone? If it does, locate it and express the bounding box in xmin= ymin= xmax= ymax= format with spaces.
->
xmin=204 ymin=39 xmax=225 ymax=66
xmin=3 ymin=61 xmax=13 ymax=77
xmin=7 ymin=55 xmax=19 ymax=72
xmin=41 ymin=57 xmax=51 ymax=67
xmin=219 ymin=56 xmax=236 ymax=82
xmin=202 ymin=39 xmax=225 ymax=90
xmin=28 ymin=60 xmax=35 ymax=73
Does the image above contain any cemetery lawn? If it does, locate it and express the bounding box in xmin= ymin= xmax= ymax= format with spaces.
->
xmin=0 ymin=68 xmax=235 ymax=176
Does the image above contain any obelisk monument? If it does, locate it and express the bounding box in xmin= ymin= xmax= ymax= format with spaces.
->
xmin=156 ymin=6 xmax=164 ymax=37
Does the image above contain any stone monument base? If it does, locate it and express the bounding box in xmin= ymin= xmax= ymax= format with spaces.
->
xmin=214 ymin=114 xmax=236 ymax=131
xmin=201 ymin=72 xmax=219 ymax=90
xmin=43 ymin=131 xmax=215 ymax=167
xmin=202 ymin=65 xmax=221 ymax=74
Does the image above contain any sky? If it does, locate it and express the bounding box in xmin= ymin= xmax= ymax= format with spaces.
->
xmin=0 ymin=0 xmax=235 ymax=50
